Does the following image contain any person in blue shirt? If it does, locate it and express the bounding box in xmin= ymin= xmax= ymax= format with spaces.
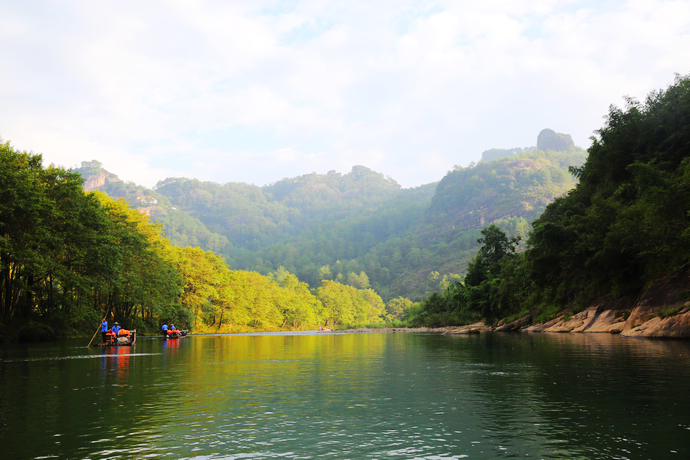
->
xmin=112 ymin=322 xmax=121 ymax=336
xmin=101 ymin=318 xmax=108 ymax=343
xmin=162 ymin=324 xmax=168 ymax=336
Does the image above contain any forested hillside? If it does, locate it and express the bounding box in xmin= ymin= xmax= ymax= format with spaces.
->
xmin=380 ymin=149 xmax=586 ymax=300
xmin=413 ymin=74 xmax=690 ymax=328
xmin=75 ymin=138 xmax=586 ymax=303
xmin=11 ymin=75 xmax=690 ymax=341
xmin=153 ymin=165 xmax=404 ymax=252
xmin=528 ymin=74 xmax=690 ymax=306
xmin=73 ymin=161 xmax=233 ymax=254
xmin=1 ymin=148 xmax=390 ymax=342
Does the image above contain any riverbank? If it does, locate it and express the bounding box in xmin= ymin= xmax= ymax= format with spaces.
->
xmin=344 ymin=275 xmax=690 ymax=339
xmin=494 ymin=275 xmax=690 ymax=338
xmin=341 ymin=324 xmax=490 ymax=335
xmin=344 ymin=309 xmax=690 ymax=338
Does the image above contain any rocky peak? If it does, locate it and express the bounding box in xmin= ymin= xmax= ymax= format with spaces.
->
xmin=537 ymin=129 xmax=574 ymax=152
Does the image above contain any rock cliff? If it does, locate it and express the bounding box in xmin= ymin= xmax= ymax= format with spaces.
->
xmin=537 ymin=128 xmax=574 ymax=152
xmin=482 ymin=275 xmax=690 ymax=338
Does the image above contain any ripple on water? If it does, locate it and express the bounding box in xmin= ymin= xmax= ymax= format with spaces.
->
xmin=2 ymin=334 xmax=690 ymax=459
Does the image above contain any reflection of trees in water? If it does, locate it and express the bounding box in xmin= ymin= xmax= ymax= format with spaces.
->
xmin=5 ymin=333 xmax=689 ymax=459
xmin=420 ymin=332 xmax=690 ymax=458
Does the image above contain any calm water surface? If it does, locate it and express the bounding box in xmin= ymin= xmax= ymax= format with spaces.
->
xmin=1 ymin=332 xmax=689 ymax=459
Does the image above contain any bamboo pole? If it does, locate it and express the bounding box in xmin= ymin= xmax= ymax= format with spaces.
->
xmin=87 ymin=323 xmax=101 ymax=347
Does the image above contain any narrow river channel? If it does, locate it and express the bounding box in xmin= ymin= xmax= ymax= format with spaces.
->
xmin=1 ymin=332 xmax=688 ymax=459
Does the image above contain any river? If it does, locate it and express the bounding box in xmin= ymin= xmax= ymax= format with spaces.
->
xmin=1 ymin=331 xmax=689 ymax=459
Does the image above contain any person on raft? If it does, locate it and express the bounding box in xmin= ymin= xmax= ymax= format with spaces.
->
xmin=112 ymin=322 xmax=121 ymax=336
xmin=101 ymin=318 xmax=108 ymax=343
xmin=162 ymin=323 xmax=168 ymax=336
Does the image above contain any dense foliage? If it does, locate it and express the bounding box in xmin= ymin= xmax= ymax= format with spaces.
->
xmin=154 ymin=166 xmax=402 ymax=251
xmin=1 ymin=148 xmax=388 ymax=342
xmin=414 ymin=74 xmax=690 ymax=325
xmin=527 ymin=74 xmax=690 ymax=305
xmin=411 ymin=224 xmax=521 ymax=326
xmin=0 ymin=145 xmax=183 ymax=341
xmin=136 ymin=150 xmax=583 ymax=302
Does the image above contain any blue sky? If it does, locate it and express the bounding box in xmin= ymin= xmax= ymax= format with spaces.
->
xmin=1 ymin=0 xmax=689 ymax=188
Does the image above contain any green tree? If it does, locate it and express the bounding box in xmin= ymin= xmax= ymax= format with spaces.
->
xmin=475 ymin=224 xmax=521 ymax=275
xmin=527 ymin=74 xmax=690 ymax=306
xmin=385 ymin=296 xmax=413 ymax=321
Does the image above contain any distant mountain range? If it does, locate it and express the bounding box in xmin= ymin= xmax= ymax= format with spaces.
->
xmin=74 ymin=129 xmax=586 ymax=301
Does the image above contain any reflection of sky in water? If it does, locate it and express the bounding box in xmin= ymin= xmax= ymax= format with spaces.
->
xmin=0 ymin=333 xmax=688 ymax=459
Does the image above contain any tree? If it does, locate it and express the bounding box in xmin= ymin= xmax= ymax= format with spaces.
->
xmin=357 ymin=288 xmax=385 ymax=323
xmin=526 ymin=74 xmax=690 ymax=304
xmin=278 ymin=273 xmax=321 ymax=328
xmin=475 ymin=224 xmax=521 ymax=275
xmin=385 ymin=297 xmax=413 ymax=321
xmin=346 ymin=271 xmax=370 ymax=289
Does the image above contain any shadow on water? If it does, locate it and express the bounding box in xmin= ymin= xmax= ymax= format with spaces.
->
xmin=417 ymin=332 xmax=690 ymax=459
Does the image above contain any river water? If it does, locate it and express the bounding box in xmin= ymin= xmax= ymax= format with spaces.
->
xmin=1 ymin=331 xmax=689 ymax=459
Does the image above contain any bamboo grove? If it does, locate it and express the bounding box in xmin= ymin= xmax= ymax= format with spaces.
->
xmin=0 ymin=143 xmax=389 ymax=342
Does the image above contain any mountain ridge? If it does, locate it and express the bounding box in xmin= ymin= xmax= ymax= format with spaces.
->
xmin=74 ymin=133 xmax=587 ymax=301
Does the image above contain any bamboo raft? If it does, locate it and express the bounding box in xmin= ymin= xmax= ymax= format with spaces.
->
xmin=93 ymin=330 xmax=137 ymax=347
xmin=164 ymin=330 xmax=188 ymax=339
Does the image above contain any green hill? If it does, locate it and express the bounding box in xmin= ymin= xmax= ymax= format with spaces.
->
xmin=74 ymin=138 xmax=586 ymax=302
xmin=412 ymin=74 xmax=690 ymax=330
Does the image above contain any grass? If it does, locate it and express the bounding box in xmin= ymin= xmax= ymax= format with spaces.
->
xmin=501 ymin=309 xmax=531 ymax=325
xmin=614 ymin=309 xmax=632 ymax=321
xmin=657 ymin=305 xmax=687 ymax=319
xmin=533 ymin=304 xmax=562 ymax=324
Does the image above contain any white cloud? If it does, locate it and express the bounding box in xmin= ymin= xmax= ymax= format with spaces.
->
xmin=0 ymin=0 xmax=688 ymax=189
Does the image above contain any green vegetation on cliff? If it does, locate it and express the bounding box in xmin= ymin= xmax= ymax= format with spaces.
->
xmin=73 ymin=144 xmax=586 ymax=307
xmin=528 ymin=74 xmax=690 ymax=305
xmin=139 ymin=149 xmax=584 ymax=302
xmin=414 ymin=74 xmax=690 ymax=326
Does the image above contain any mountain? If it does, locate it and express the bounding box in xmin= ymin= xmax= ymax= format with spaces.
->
xmin=153 ymin=165 xmax=403 ymax=251
xmin=365 ymin=148 xmax=586 ymax=300
xmin=73 ymin=160 xmax=232 ymax=254
xmin=74 ymin=133 xmax=587 ymax=302
xmin=412 ymin=74 xmax=690 ymax=337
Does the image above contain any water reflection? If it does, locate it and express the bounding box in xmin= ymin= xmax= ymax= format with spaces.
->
xmin=435 ymin=333 xmax=690 ymax=459
xmin=0 ymin=332 xmax=688 ymax=459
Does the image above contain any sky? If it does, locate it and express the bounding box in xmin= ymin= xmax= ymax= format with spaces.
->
xmin=1 ymin=1 xmax=689 ymax=189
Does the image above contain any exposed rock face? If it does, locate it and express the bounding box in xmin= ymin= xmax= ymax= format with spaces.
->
xmin=620 ymin=276 xmax=690 ymax=338
xmin=444 ymin=322 xmax=492 ymax=335
xmin=83 ymin=175 xmax=106 ymax=191
xmin=496 ymin=275 xmax=690 ymax=339
xmin=621 ymin=312 xmax=690 ymax=338
xmin=496 ymin=313 xmax=532 ymax=331
xmin=522 ymin=317 xmax=562 ymax=332
xmin=81 ymin=168 xmax=121 ymax=192
xmin=581 ymin=309 xmax=627 ymax=333
xmin=537 ymin=129 xmax=574 ymax=152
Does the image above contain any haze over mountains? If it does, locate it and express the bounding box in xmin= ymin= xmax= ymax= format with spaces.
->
xmin=75 ymin=129 xmax=586 ymax=301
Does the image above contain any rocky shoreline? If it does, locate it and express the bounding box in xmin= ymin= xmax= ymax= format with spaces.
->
xmin=495 ymin=276 xmax=690 ymax=338
xmin=345 ymin=276 xmax=690 ymax=339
